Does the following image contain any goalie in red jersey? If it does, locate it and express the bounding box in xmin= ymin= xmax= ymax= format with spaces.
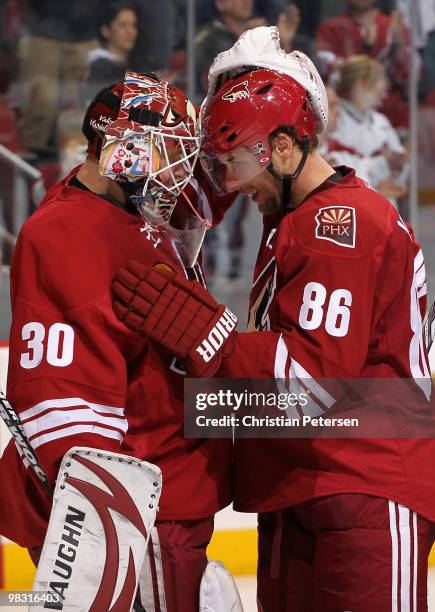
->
xmin=0 ymin=71 xmax=243 ymax=611
xmin=112 ymin=29 xmax=435 ymax=611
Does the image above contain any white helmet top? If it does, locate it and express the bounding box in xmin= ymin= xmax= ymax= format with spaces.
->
xmin=202 ymin=26 xmax=328 ymax=135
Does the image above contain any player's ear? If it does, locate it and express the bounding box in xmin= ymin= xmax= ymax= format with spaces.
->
xmin=270 ymin=132 xmax=293 ymax=172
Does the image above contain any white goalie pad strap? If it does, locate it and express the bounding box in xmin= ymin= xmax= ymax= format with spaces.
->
xmin=136 ymin=528 xmax=168 ymax=612
xmin=199 ymin=561 xmax=244 ymax=612
xmin=203 ymin=25 xmax=328 ymax=135
xmin=31 ymin=446 xmax=162 ymax=612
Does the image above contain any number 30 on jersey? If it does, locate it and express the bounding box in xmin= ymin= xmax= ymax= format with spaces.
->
xmin=20 ymin=322 xmax=75 ymax=369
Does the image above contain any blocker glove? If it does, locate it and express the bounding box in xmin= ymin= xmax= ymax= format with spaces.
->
xmin=112 ymin=261 xmax=238 ymax=377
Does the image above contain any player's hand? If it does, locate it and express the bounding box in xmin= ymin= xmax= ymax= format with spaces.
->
xmin=112 ymin=261 xmax=238 ymax=377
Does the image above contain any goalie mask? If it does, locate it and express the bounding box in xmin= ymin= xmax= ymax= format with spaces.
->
xmin=98 ymin=71 xmax=200 ymax=221
xmin=83 ymin=72 xmax=208 ymax=266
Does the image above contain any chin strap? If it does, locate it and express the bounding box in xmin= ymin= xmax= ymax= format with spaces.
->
xmin=266 ymin=137 xmax=310 ymax=210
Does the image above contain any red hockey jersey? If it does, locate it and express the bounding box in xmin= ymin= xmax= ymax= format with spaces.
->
xmin=219 ymin=168 xmax=435 ymax=520
xmin=0 ymin=170 xmax=232 ymax=548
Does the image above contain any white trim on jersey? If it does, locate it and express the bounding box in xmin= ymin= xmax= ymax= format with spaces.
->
xmin=273 ymin=336 xmax=335 ymax=418
xmin=252 ymin=256 xmax=276 ymax=289
xmin=19 ymin=397 xmax=125 ymax=421
xmin=290 ymin=358 xmax=335 ymax=409
xmin=417 ymin=282 xmax=427 ymax=299
xmin=274 ymin=335 xmax=288 ymax=383
xmin=412 ymin=511 xmax=418 ymax=612
xmin=399 ymin=504 xmax=411 ymax=612
xmin=28 ymin=424 xmax=124 ymax=450
xmin=414 ymin=249 xmax=424 ymax=274
xmin=388 ymin=500 xmax=418 ymax=612
xmin=414 ymin=250 xmax=426 ymax=297
xmin=18 ymin=397 xmax=127 ymax=450
xmin=23 ymin=407 xmax=128 ymax=440
xmin=389 ymin=500 xmax=399 ymax=612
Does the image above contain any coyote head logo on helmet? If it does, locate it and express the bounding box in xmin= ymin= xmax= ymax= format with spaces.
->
xmin=222 ymin=81 xmax=250 ymax=103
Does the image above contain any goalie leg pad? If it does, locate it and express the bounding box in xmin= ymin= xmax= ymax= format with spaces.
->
xmin=31 ymin=446 xmax=162 ymax=612
xmin=199 ymin=560 xmax=244 ymax=612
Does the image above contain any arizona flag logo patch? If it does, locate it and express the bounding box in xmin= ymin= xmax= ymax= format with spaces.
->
xmin=315 ymin=206 xmax=356 ymax=248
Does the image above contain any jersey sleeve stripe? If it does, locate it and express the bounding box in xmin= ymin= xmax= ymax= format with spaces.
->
xmin=19 ymin=397 xmax=125 ymax=422
xmin=290 ymin=358 xmax=335 ymax=409
xmin=417 ymin=282 xmax=427 ymax=299
xmin=415 ymin=265 xmax=426 ymax=291
xmin=414 ymin=249 xmax=424 ymax=273
xmin=23 ymin=407 xmax=128 ymax=439
xmin=274 ymin=334 xmax=290 ymax=395
xmin=273 ymin=336 xmax=337 ymax=417
xmin=28 ymin=424 xmax=124 ymax=450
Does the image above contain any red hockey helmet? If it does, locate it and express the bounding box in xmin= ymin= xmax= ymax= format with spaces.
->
xmin=200 ymin=68 xmax=317 ymax=193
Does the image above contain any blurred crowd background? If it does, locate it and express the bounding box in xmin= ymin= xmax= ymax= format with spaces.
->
xmin=0 ymin=0 xmax=434 ymax=333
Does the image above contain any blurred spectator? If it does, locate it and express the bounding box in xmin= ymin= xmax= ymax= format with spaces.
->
xmin=195 ymin=0 xmax=257 ymax=97
xmin=0 ymin=0 xmax=23 ymax=93
xmin=129 ymin=1 xmax=177 ymax=74
xmin=329 ymin=55 xmax=408 ymax=205
xmin=253 ymin=0 xmax=290 ymax=25
xmin=17 ymin=0 xmax=100 ymax=154
xmin=194 ymin=0 xmax=291 ymax=29
xmin=84 ymin=1 xmax=139 ymax=103
xmin=195 ymin=0 xmax=302 ymax=97
xmin=316 ymin=0 xmax=411 ymax=129
xmin=31 ymin=109 xmax=87 ymax=206
xmin=291 ymin=0 xmax=323 ymax=39
xmin=320 ymin=85 xmax=389 ymax=193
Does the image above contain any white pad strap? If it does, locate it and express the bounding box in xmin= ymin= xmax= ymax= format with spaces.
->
xmin=199 ymin=561 xmax=244 ymax=612
xmin=31 ymin=446 xmax=162 ymax=612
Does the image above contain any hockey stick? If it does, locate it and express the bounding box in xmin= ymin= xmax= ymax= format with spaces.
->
xmin=0 ymin=389 xmax=52 ymax=496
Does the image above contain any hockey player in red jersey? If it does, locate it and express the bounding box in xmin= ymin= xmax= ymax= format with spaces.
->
xmin=112 ymin=29 xmax=435 ymax=611
xmin=0 ymin=71 xmax=244 ymax=611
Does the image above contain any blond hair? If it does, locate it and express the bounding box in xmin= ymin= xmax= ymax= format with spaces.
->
xmin=335 ymin=55 xmax=386 ymax=99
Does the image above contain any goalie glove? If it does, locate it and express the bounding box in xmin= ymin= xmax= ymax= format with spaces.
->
xmin=112 ymin=261 xmax=238 ymax=377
